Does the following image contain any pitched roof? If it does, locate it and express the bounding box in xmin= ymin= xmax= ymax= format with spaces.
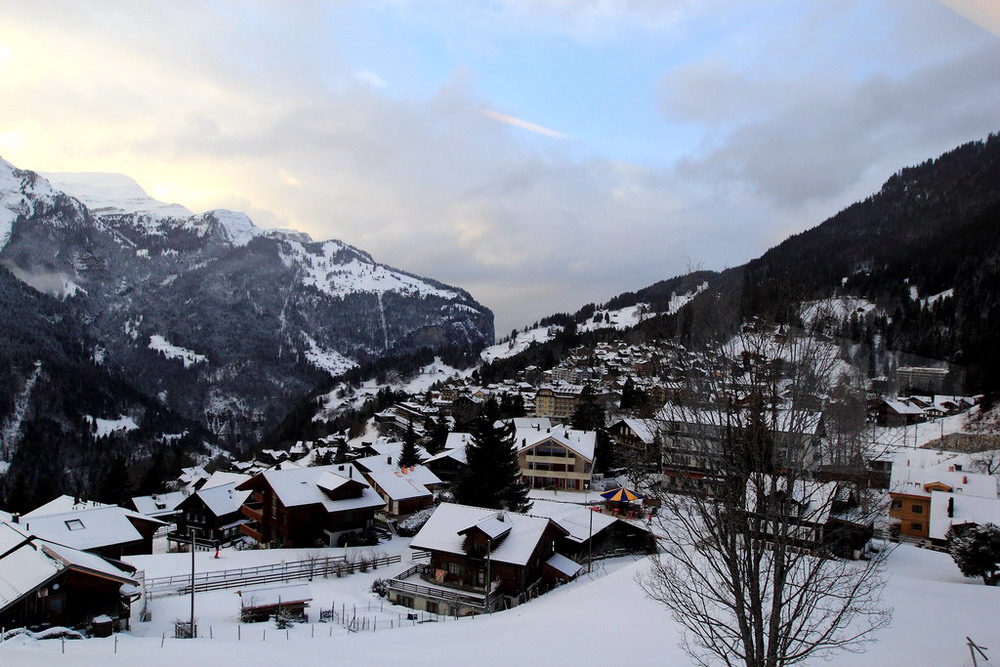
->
xmin=527 ymin=499 xmax=618 ymax=544
xmin=368 ymin=466 xmax=441 ymax=501
xmin=410 ymin=503 xmax=566 ymax=567
xmin=545 ymin=552 xmax=582 ymax=578
xmin=130 ymin=491 xmax=187 ymax=518
xmin=193 ymin=482 xmax=252 ymax=517
xmin=19 ymin=506 xmax=165 ymax=551
xmin=243 ymin=465 xmax=385 ymax=513
xmin=23 ymin=495 xmax=112 ymax=518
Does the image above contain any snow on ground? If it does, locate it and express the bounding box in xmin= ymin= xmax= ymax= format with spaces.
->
xmin=799 ymin=296 xmax=880 ymax=326
xmin=481 ymin=325 xmax=558 ymax=363
xmin=0 ymin=543 xmax=995 ymax=666
xmin=314 ymin=358 xmax=473 ymax=420
xmin=87 ymin=416 xmax=139 ymax=438
xmin=148 ymin=335 xmax=207 ymax=368
xmin=41 ymin=172 xmax=194 ymax=219
xmin=921 ymin=288 xmax=954 ymax=308
xmin=301 ymin=334 xmax=358 ymax=377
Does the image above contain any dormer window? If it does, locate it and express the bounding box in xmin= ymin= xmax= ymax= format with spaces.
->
xmin=65 ymin=519 xmax=85 ymax=531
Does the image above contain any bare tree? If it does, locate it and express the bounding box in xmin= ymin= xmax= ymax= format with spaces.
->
xmin=639 ymin=321 xmax=892 ymax=666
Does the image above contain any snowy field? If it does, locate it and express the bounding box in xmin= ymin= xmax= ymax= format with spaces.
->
xmin=0 ymin=539 xmax=995 ymax=666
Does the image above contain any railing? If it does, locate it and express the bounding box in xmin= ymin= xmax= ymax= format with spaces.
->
xmin=144 ymin=553 xmax=401 ymax=599
xmin=387 ymin=564 xmax=498 ymax=611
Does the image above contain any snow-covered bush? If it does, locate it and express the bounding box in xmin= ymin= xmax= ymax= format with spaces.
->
xmin=397 ymin=506 xmax=436 ymax=537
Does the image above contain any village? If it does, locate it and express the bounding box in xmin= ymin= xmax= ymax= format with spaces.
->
xmin=1 ymin=328 xmax=999 ymax=665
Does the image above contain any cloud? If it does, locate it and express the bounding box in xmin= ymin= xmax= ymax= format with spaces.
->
xmin=0 ymin=1 xmax=998 ymax=336
xmin=355 ymin=69 xmax=388 ymax=88
xmin=479 ymin=108 xmax=565 ymax=138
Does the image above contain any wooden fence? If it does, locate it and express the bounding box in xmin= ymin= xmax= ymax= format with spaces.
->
xmin=143 ymin=553 xmax=401 ymax=599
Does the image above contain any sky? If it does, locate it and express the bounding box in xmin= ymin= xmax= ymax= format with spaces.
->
xmin=0 ymin=1 xmax=998 ymax=336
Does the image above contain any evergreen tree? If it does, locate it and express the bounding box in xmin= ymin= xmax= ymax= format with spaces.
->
xmin=426 ymin=418 xmax=450 ymax=455
xmin=98 ymin=455 xmax=134 ymax=506
xmin=948 ymin=523 xmax=1000 ymax=585
xmin=455 ymin=402 xmax=531 ymax=512
xmin=333 ymin=440 xmax=350 ymax=464
xmin=397 ymin=421 xmax=423 ymax=468
xmin=571 ymin=384 xmax=605 ymax=431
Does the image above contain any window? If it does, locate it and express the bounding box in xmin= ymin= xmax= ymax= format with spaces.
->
xmin=64 ymin=519 xmax=85 ymax=531
xmin=447 ymin=562 xmax=463 ymax=577
xmin=426 ymin=601 xmax=439 ymax=615
xmin=910 ymin=522 xmax=923 ymax=531
xmin=911 ymin=504 xmax=924 ymax=514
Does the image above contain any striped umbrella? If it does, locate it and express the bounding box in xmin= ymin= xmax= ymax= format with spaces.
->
xmin=600 ymin=487 xmax=643 ymax=503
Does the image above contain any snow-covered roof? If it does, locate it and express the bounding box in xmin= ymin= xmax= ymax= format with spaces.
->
xmin=39 ymin=541 xmax=137 ymax=582
xmin=929 ymin=492 xmax=1000 ymax=541
xmin=0 ymin=521 xmax=31 ymax=557
xmin=527 ymin=500 xmax=618 ymax=544
xmin=19 ymin=506 xmax=165 ymax=552
xmin=353 ymin=453 xmax=406 ymax=475
xmin=130 ymin=491 xmax=187 ymax=518
xmin=618 ymin=418 xmax=657 ymax=445
xmin=890 ymin=450 xmax=999 ymax=499
xmin=545 ymin=552 xmax=582 ymax=578
xmin=368 ymin=467 xmax=441 ymax=501
xmin=194 ymin=482 xmax=252 ymax=517
xmin=0 ymin=543 xmax=62 ymax=611
xmin=23 ymin=495 xmax=112 ymax=518
xmin=882 ymin=398 xmax=926 ymax=416
xmin=460 ymin=514 xmax=513 ymax=541
xmin=410 ymin=503 xmax=566 ymax=567
xmin=249 ymin=465 xmax=385 ymax=513
xmin=201 ymin=471 xmax=252 ymax=490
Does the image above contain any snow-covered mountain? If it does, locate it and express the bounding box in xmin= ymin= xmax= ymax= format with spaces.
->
xmin=0 ymin=159 xmax=493 ymax=447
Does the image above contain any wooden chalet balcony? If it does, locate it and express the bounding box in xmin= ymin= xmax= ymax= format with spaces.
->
xmin=240 ymin=523 xmax=263 ymax=542
xmin=241 ymin=502 xmax=263 ymax=523
xmin=388 ymin=564 xmax=499 ymax=612
xmin=525 ymin=454 xmax=576 ymax=465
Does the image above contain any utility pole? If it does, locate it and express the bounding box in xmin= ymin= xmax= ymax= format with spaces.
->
xmin=189 ymin=526 xmax=197 ymax=638
xmin=485 ymin=538 xmax=492 ymax=614
xmin=587 ymin=504 xmax=594 ymax=573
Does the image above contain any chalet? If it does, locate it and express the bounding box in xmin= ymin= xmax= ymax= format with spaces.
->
xmin=423 ymin=435 xmax=470 ymax=482
xmin=0 ymin=522 xmax=140 ymax=632
xmin=237 ymin=465 xmax=385 ymax=548
xmin=876 ymin=397 xmax=926 ymax=426
xmin=19 ymin=499 xmax=166 ymax=558
xmin=889 ymin=449 xmax=999 ymax=540
xmin=365 ymin=466 xmax=443 ymax=517
xmin=609 ymin=418 xmax=660 ymax=470
xmin=169 ymin=481 xmax=252 ymax=550
xmin=388 ymin=503 xmax=572 ymax=615
xmin=527 ymin=499 xmax=655 ymax=560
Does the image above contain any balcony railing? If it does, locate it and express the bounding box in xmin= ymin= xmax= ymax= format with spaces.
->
xmin=388 ymin=564 xmax=499 ymax=611
xmin=242 ymin=502 xmax=263 ymax=523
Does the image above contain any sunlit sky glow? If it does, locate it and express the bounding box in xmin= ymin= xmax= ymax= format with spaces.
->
xmin=1 ymin=1 xmax=998 ymax=335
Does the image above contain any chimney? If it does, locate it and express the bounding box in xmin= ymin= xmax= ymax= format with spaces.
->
xmin=11 ymin=513 xmax=19 ymax=524
xmin=349 ymin=467 xmax=353 ymax=479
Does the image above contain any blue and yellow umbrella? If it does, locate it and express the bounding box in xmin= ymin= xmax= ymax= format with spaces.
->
xmin=600 ymin=487 xmax=643 ymax=503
